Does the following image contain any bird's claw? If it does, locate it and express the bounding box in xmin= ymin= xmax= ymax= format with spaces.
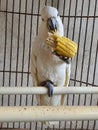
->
xmin=52 ymin=51 xmax=71 ymax=64
xmin=40 ymin=80 xmax=54 ymax=97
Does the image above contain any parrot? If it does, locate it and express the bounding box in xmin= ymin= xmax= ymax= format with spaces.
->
xmin=30 ymin=6 xmax=71 ymax=125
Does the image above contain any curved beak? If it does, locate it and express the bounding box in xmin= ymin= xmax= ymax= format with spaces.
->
xmin=47 ymin=17 xmax=57 ymax=32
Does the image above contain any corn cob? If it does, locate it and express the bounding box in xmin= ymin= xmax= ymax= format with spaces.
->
xmin=46 ymin=32 xmax=78 ymax=58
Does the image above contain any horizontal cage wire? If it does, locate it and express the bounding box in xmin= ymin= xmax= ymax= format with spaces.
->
xmin=0 ymin=0 xmax=98 ymax=130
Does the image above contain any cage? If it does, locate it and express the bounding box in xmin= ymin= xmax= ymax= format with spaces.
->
xmin=0 ymin=0 xmax=98 ymax=130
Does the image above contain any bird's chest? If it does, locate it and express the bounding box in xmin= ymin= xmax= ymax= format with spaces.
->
xmin=36 ymin=48 xmax=66 ymax=85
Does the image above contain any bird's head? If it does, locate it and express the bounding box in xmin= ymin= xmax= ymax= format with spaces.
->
xmin=40 ymin=6 xmax=64 ymax=36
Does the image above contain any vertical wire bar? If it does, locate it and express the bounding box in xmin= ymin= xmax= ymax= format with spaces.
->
xmin=14 ymin=0 xmax=21 ymax=106
xmin=51 ymin=0 xmax=53 ymax=7
xmin=74 ymin=0 xmax=84 ymax=86
xmin=81 ymin=93 xmax=88 ymax=130
xmin=8 ymin=0 xmax=15 ymax=108
xmin=35 ymin=122 xmax=38 ymax=130
xmin=86 ymin=121 xmax=89 ymax=130
xmin=13 ymin=6 xmax=21 ymax=128
xmin=86 ymin=95 xmax=93 ymax=130
xmin=1 ymin=0 xmax=7 ymax=107
xmin=15 ymin=1 xmax=21 ymax=129
xmin=64 ymin=94 xmax=69 ymax=129
xmin=26 ymin=0 xmax=34 ymax=86
xmin=70 ymin=95 xmax=73 ymax=130
xmin=59 ymin=121 xmax=61 ymax=129
xmin=75 ymin=94 xmax=80 ymax=129
xmin=15 ymin=0 xmax=21 ymax=86
xmin=80 ymin=0 xmax=90 ymax=86
xmin=92 ymin=112 xmax=97 ymax=129
xmin=64 ymin=0 xmax=72 ymax=128
xmin=14 ymin=1 xmax=21 ymax=129
xmin=41 ymin=122 xmax=44 ymax=130
xmin=90 ymin=42 xmax=98 ymax=130
xmin=45 ymin=0 xmax=47 ymax=6
xmin=66 ymin=1 xmax=72 ymax=129
xmin=7 ymin=0 xmax=15 ymax=128
xmin=41 ymin=111 xmax=44 ymax=128
xmin=81 ymin=94 xmax=90 ymax=128
xmin=26 ymin=0 xmax=34 ymax=127
xmin=66 ymin=0 xmax=71 ymax=37
xmin=93 ymin=120 xmax=96 ymax=130
xmin=72 ymin=0 xmax=78 ymax=41
xmin=86 ymin=0 xmax=97 ymax=86
xmin=30 ymin=94 xmax=35 ymax=130
xmin=9 ymin=0 xmax=14 ymax=86
xmin=74 ymin=1 xmax=84 ymax=129
xmin=1 ymin=0 xmax=8 ymax=128
xmin=24 ymin=86 xmax=30 ymax=128
xmin=13 ymin=0 xmax=21 ymax=128
xmin=57 ymin=0 xmax=59 ymax=10
xmin=19 ymin=0 xmax=28 ymax=128
xmin=21 ymin=0 xmax=28 ymax=86
xmin=70 ymin=0 xmax=78 ymax=128
xmin=24 ymin=122 xmax=26 ymax=130
xmin=62 ymin=0 xmax=66 ymax=24
xmin=36 ymin=0 xmax=40 ymax=35
xmin=81 ymin=96 xmax=85 ymax=130
xmin=53 ymin=125 xmax=55 ymax=130
xmin=70 ymin=1 xmax=78 ymax=129
xmin=24 ymin=95 xmax=28 ymax=129
xmin=2 ymin=0 xmax=8 ymax=86
xmin=29 ymin=122 xmax=32 ymax=130
xmin=92 ymin=41 xmax=98 ymax=85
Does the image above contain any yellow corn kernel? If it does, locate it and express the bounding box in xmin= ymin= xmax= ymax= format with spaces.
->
xmin=46 ymin=32 xmax=78 ymax=58
xmin=56 ymin=42 xmax=75 ymax=57
xmin=56 ymin=38 xmax=77 ymax=53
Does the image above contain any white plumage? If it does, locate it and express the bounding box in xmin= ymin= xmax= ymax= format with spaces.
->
xmin=30 ymin=6 xmax=71 ymax=108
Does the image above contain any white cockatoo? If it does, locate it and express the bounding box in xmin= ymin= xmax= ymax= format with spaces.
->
xmin=30 ymin=5 xmax=71 ymax=118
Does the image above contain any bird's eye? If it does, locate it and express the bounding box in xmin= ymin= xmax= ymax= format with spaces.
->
xmin=42 ymin=18 xmax=44 ymax=22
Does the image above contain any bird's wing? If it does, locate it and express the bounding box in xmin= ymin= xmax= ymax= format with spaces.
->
xmin=30 ymin=53 xmax=38 ymax=86
xmin=30 ymin=39 xmax=41 ymax=105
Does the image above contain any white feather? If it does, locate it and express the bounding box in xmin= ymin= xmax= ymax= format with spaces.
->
xmin=30 ymin=6 xmax=71 ymax=125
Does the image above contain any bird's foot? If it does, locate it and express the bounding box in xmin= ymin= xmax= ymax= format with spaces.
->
xmin=52 ymin=51 xmax=71 ymax=64
xmin=40 ymin=80 xmax=54 ymax=97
